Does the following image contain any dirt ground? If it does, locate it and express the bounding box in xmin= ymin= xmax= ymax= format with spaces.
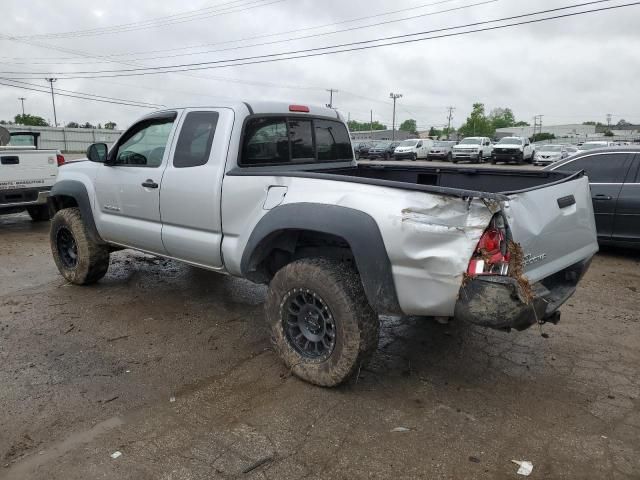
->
xmin=1 ymin=212 xmax=639 ymax=480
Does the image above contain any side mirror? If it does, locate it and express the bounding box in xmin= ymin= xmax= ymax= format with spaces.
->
xmin=87 ymin=143 xmax=108 ymax=163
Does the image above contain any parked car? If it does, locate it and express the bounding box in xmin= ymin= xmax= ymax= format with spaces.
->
xmin=452 ymin=137 xmax=493 ymax=163
xmin=367 ymin=141 xmax=400 ymax=160
xmin=427 ymin=141 xmax=457 ymax=161
xmin=546 ymin=146 xmax=639 ymax=247
xmin=0 ymin=127 xmax=65 ymax=221
xmin=565 ymin=145 xmax=579 ymax=157
xmin=393 ymin=138 xmax=433 ymax=160
xmin=352 ymin=142 xmax=371 ymax=160
xmin=491 ymin=137 xmax=535 ymax=165
xmin=575 ymin=141 xmax=615 ymax=154
xmin=48 ymin=101 xmax=598 ymax=387
xmin=532 ymin=144 xmax=570 ymax=166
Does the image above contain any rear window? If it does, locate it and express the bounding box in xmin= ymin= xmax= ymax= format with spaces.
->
xmin=240 ymin=117 xmax=352 ymax=166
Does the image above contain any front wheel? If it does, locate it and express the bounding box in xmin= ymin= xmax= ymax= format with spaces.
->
xmin=412 ymin=153 xmax=417 ymax=161
xmin=265 ymin=258 xmax=379 ymax=387
xmin=27 ymin=204 xmax=50 ymax=222
xmin=50 ymin=208 xmax=110 ymax=285
xmin=477 ymin=152 xmax=483 ymax=164
xmin=447 ymin=152 xmax=452 ymax=162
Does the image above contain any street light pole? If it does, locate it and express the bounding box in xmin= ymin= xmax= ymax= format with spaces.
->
xmin=326 ymin=88 xmax=338 ymax=109
xmin=45 ymin=78 xmax=58 ymax=127
xmin=18 ymin=97 xmax=26 ymax=116
xmin=389 ymin=92 xmax=402 ymax=141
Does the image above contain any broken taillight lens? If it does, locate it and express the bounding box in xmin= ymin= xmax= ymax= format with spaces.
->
xmin=467 ymin=216 xmax=510 ymax=276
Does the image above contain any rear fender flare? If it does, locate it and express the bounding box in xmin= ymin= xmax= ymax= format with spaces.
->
xmin=241 ymin=203 xmax=401 ymax=315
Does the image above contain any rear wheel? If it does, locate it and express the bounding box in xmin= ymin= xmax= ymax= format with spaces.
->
xmin=265 ymin=258 xmax=379 ymax=387
xmin=27 ymin=205 xmax=50 ymax=222
xmin=50 ymin=208 xmax=110 ymax=285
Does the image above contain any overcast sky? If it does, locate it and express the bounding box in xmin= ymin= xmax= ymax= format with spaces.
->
xmin=1 ymin=0 xmax=639 ymax=131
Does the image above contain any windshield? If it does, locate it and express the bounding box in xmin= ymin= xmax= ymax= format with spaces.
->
xmin=459 ymin=138 xmax=482 ymax=145
xmin=497 ymin=137 xmax=522 ymax=145
xmin=581 ymin=142 xmax=607 ymax=150
xmin=433 ymin=141 xmax=450 ymax=147
xmin=538 ymin=145 xmax=563 ymax=152
xmin=372 ymin=141 xmax=390 ymax=148
xmin=399 ymin=140 xmax=418 ymax=147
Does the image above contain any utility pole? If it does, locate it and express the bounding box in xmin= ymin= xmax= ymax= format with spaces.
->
xmin=389 ymin=92 xmax=402 ymax=141
xmin=606 ymin=113 xmax=612 ymax=129
xmin=370 ymin=110 xmax=373 ymax=138
xmin=18 ymin=97 xmax=26 ymax=117
xmin=45 ymin=78 xmax=58 ymax=127
xmin=533 ymin=115 xmax=544 ymax=138
xmin=446 ymin=106 xmax=455 ymax=139
xmin=326 ymin=88 xmax=338 ymax=109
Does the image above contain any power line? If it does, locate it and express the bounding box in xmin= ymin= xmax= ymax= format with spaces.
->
xmin=13 ymin=0 xmax=288 ymax=40
xmin=0 ymin=0 xmax=471 ymax=61
xmin=1 ymin=0 xmax=632 ymax=80
xmin=0 ymin=79 xmax=164 ymax=108
xmin=0 ymin=0 xmax=497 ymax=65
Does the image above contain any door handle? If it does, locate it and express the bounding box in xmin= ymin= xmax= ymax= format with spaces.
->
xmin=592 ymin=194 xmax=612 ymax=201
xmin=141 ymin=179 xmax=158 ymax=189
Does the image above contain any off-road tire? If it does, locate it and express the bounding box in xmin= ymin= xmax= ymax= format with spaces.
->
xmin=265 ymin=258 xmax=379 ymax=387
xmin=27 ymin=204 xmax=50 ymax=222
xmin=50 ymin=207 xmax=110 ymax=285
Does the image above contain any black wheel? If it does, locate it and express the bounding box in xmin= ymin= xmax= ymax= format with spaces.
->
xmin=447 ymin=152 xmax=452 ymax=162
xmin=517 ymin=153 xmax=524 ymax=165
xmin=477 ymin=152 xmax=483 ymax=164
xmin=384 ymin=152 xmax=390 ymax=161
xmin=452 ymin=158 xmax=458 ymax=164
xmin=412 ymin=153 xmax=417 ymax=161
xmin=27 ymin=204 xmax=50 ymax=222
xmin=265 ymin=258 xmax=379 ymax=387
xmin=50 ymin=208 xmax=110 ymax=285
xmin=491 ymin=158 xmax=497 ymax=165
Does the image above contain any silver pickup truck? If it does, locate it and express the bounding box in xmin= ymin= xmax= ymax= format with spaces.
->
xmin=48 ymin=102 xmax=598 ymax=386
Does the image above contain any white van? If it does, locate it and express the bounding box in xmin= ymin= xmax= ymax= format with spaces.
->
xmin=393 ymin=138 xmax=433 ymax=161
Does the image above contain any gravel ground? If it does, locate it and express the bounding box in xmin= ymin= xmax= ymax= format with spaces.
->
xmin=1 ymin=212 xmax=639 ymax=480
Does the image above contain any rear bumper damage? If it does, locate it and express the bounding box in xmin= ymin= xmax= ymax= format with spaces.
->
xmin=454 ymin=257 xmax=593 ymax=331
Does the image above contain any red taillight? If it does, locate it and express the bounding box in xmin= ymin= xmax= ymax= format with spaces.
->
xmin=289 ymin=104 xmax=310 ymax=112
xmin=467 ymin=219 xmax=511 ymax=276
xmin=56 ymin=153 xmax=65 ymax=167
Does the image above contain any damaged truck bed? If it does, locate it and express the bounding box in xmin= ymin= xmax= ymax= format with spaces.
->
xmin=48 ymin=102 xmax=598 ymax=385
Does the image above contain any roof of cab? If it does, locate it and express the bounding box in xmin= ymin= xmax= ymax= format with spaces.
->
xmin=157 ymin=100 xmax=342 ymax=119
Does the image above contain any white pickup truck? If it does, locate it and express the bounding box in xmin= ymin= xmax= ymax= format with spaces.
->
xmin=0 ymin=127 xmax=64 ymax=221
xmin=47 ymin=102 xmax=598 ymax=386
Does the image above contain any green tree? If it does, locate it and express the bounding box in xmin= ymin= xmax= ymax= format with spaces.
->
xmin=530 ymin=132 xmax=556 ymax=142
xmin=489 ymin=108 xmax=516 ymax=130
xmin=458 ymin=103 xmax=493 ymax=137
xmin=399 ymin=119 xmax=418 ymax=136
xmin=104 ymin=121 xmax=117 ymax=130
xmin=428 ymin=126 xmax=442 ymax=138
xmin=513 ymin=121 xmax=530 ymax=127
xmin=15 ymin=114 xmax=48 ymax=126
xmin=65 ymin=121 xmax=80 ymax=128
xmin=81 ymin=122 xmax=96 ymax=129
xmin=603 ymin=130 xmax=614 ymax=137
xmin=347 ymin=120 xmax=387 ymax=132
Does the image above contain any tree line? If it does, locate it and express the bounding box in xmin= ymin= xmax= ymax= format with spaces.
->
xmin=0 ymin=114 xmax=117 ymax=130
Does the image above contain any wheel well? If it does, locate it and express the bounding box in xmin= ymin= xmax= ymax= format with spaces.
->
xmin=49 ymin=195 xmax=79 ymax=213
xmin=245 ymin=229 xmax=356 ymax=283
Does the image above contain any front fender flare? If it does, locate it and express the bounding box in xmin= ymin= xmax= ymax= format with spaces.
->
xmin=241 ymin=203 xmax=401 ymax=315
xmin=48 ymin=180 xmax=105 ymax=245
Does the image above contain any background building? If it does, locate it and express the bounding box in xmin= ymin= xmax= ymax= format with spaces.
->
xmin=350 ymin=129 xmax=413 ymax=141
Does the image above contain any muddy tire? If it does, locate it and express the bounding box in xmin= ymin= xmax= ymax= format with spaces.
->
xmin=27 ymin=204 xmax=50 ymax=222
xmin=265 ymin=258 xmax=379 ymax=387
xmin=50 ymin=207 xmax=110 ymax=285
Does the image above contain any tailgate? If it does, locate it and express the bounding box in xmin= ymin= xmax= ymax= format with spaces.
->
xmin=0 ymin=150 xmax=58 ymax=190
xmin=504 ymin=174 xmax=598 ymax=283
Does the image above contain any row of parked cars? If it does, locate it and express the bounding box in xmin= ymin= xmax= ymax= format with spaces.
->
xmin=354 ymin=138 xmax=623 ymax=166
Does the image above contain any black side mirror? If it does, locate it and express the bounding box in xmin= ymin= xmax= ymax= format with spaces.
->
xmin=87 ymin=143 xmax=108 ymax=163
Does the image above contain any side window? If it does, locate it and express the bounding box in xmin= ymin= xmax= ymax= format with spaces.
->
xmin=416 ymin=141 xmax=423 ymax=148
xmin=560 ymin=153 xmax=630 ymax=183
xmin=115 ymin=117 xmax=175 ymax=168
xmin=315 ymin=119 xmax=352 ymax=161
xmin=174 ymin=111 xmax=219 ymax=168
xmin=289 ymin=119 xmax=314 ymax=161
